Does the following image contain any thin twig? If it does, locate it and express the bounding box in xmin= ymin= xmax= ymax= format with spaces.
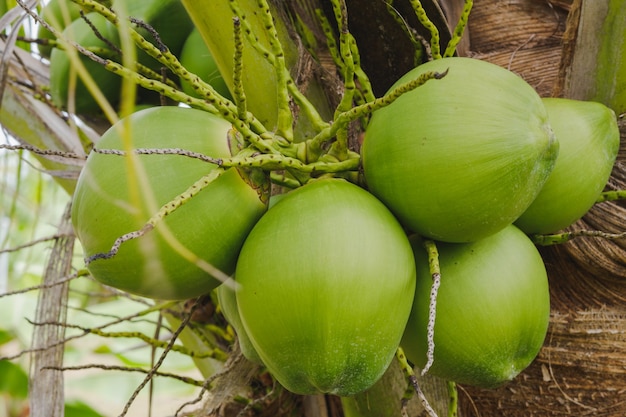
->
xmin=0 ymin=233 xmax=74 ymax=255
xmin=24 ymin=320 xmax=227 ymax=360
xmin=0 ymin=271 xmax=85 ymax=299
xmin=0 ymin=143 xmax=86 ymax=162
xmin=2 ymin=298 xmax=176 ymax=362
xmin=43 ymin=364 xmax=204 ymax=387
xmin=118 ymin=298 xmax=202 ymax=417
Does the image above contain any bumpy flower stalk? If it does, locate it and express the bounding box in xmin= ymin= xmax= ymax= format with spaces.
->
xmin=532 ymin=230 xmax=626 ymax=246
xmin=92 ymin=147 xmax=360 ymax=174
xmin=444 ymin=0 xmax=473 ymax=57
xmin=258 ymin=0 xmax=294 ymax=142
xmin=232 ymin=17 xmax=248 ymax=123
xmin=384 ymin=0 xmax=425 ymax=65
xmin=597 ymin=189 xmax=626 ymax=203
xmin=328 ymin=0 xmax=356 ymax=161
xmin=309 ymin=68 xmax=447 ymax=149
xmin=349 ymin=36 xmax=375 ymax=104
xmin=421 ymin=239 xmax=441 ymax=376
xmin=228 ymin=0 xmax=329 ymax=145
xmin=408 ymin=0 xmax=441 ymax=59
xmin=315 ymin=7 xmax=344 ymax=69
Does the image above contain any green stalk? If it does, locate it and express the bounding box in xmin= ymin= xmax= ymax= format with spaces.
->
xmin=597 ymin=189 xmax=626 ymax=203
xmin=408 ymin=0 xmax=441 ymax=59
xmin=180 ymin=0 xmax=333 ymax=146
xmin=180 ymin=0 xmax=297 ymax=132
xmin=162 ymin=309 xmax=223 ymax=380
xmin=447 ymin=382 xmax=458 ymax=417
xmin=443 ymin=0 xmax=473 ymax=58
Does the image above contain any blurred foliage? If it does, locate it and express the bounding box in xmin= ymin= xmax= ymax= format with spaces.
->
xmin=0 ymin=145 xmax=204 ymax=415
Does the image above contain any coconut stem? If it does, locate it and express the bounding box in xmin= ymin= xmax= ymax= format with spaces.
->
xmin=384 ymin=0 xmax=426 ymax=65
xmin=408 ymin=0 xmax=441 ymax=59
xmin=444 ymin=0 xmax=473 ymax=57
xmin=422 ymin=239 xmax=441 ymax=375
xmin=396 ymin=347 xmax=440 ymax=417
xmin=532 ymin=230 xmax=626 ymax=246
xmin=232 ymin=16 xmax=249 ymax=124
xmin=596 ymin=189 xmax=626 ymax=203
xmin=447 ymin=381 xmax=458 ymax=417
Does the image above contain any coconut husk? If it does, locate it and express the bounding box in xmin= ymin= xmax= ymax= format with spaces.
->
xmin=557 ymin=124 xmax=626 ymax=283
xmin=459 ymin=243 xmax=626 ymax=416
xmin=457 ymin=0 xmax=626 ymax=415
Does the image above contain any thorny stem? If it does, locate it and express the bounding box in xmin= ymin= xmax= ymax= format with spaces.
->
xmin=228 ymin=0 xmax=293 ymax=141
xmin=226 ymin=1 xmax=273 ymax=76
xmin=444 ymin=0 xmax=473 ymax=57
xmin=129 ymin=16 xmax=166 ymax=52
xmin=79 ymin=10 xmax=120 ymax=53
xmin=134 ymin=61 xmax=179 ymax=89
xmin=0 ymin=138 xmax=354 ymax=182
